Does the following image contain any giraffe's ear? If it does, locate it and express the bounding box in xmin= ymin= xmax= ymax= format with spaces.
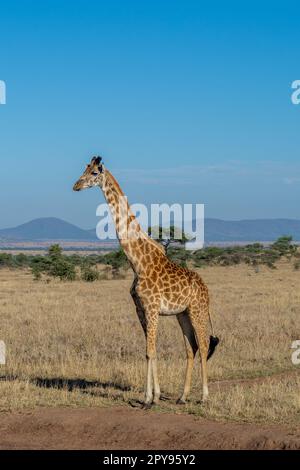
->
xmin=91 ymin=156 xmax=102 ymax=166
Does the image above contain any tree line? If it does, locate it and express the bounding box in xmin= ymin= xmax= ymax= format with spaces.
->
xmin=0 ymin=236 xmax=299 ymax=282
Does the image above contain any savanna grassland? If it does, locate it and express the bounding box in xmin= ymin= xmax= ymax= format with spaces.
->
xmin=0 ymin=257 xmax=299 ymax=429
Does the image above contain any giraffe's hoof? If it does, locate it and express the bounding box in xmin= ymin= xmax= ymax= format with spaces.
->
xmin=160 ymin=395 xmax=171 ymax=402
xmin=128 ymin=400 xmax=144 ymax=408
xmin=176 ymin=398 xmax=187 ymax=405
xmin=196 ymin=398 xmax=209 ymax=405
xmin=142 ymin=402 xmax=153 ymax=410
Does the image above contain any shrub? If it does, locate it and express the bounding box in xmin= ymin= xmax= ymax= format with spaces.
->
xmin=167 ymin=247 xmax=190 ymax=267
xmin=30 ymin=244 xmax=76 ymax=281
xmin=48 ymin=244 xmax=63 ymax=260
xmin=0 ymin=253 xmax=14 ymax=268
xmin=100 ymin=249 xmax=129 ymax=275
xmin=81 ymin=266 xmax=100 ymax=282
xmin=271 ymin=236 xmax=297 ymax=257
xmin=15 ymin=253 xmax=29 ymax=267
xmin=294 ymin=260 xmax=300 ymax=271
xmin=49 ymin=257 xmax=76 ymax=281
xmin=32 ymin=265 xmax=42 ymax=281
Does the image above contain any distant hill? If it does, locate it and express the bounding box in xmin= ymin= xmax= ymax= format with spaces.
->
xmin=205 ymin=218 xmax=300 ymax=242
xmin=0 ymin=218 xmax=96 ymax=241
xmin=0 ymin=217 xmax=299 ymax=243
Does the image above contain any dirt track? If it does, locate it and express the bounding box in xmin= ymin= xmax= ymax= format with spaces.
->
xmin=0 ymin=407 xmax=299 ymax=450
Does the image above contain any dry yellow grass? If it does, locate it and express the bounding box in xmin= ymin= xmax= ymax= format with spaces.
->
xmin=0 ymin=260 xmax=299 ymax=424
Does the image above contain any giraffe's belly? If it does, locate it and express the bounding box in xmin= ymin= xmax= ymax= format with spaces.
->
xmin=159 ymin=299 xmax=188 ymax=316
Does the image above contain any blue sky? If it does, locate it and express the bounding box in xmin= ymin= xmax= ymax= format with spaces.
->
xmin=0 ymin=0 xmax=299 ymax=228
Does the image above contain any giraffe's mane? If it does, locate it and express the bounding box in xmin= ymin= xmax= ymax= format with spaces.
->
xmin=105 ymin=169 xmax=166 ymax=255
xmin=105 ymin=170 xmax=124 ymax=197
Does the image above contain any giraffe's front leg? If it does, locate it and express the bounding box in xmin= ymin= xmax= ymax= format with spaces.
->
xmin=144 ymin=310 xmax=160 ymax=407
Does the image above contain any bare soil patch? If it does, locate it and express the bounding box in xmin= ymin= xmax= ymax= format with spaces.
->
xmin=0 ymin=406 xmax=299 ymax=450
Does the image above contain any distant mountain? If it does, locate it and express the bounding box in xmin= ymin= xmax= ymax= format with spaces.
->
xmin=85 ymin=228 xmax=99 ymax=238
xmin=204 ymin=218 xmax=300 ymax=242
xmin=0 ymin=217 xmax=96 ymax=241
xmin=0 ymin=217 xmax=299 ymax=243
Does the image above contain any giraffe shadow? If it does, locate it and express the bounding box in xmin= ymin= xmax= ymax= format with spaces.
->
xmin=0 ymin=374 xmax=132 ymax=397
xmin=33 ymin=377 xmax=132 ymax=394
xmin=33 ymin=378 xmax=174 ymax=404
xmin=0 ymin=374 xmax=18 ymax=382
xmin=0 ymin=375 xmax=171 ymax=403
xmin=0 ymin=375 xmax=172 ymax=407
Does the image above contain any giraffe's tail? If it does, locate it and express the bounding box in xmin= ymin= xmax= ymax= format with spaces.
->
xmin=207 ymin=310 xmax=220 ymax=360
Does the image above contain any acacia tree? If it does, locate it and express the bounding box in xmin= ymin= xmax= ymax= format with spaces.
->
xmin=148 ymin=225 xmax=190 ymax=248
xmin=271 ymin=236 xmax=297 ymax=257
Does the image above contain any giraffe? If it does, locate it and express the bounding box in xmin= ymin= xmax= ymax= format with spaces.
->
xmin=73 ymin=156 xmax=219 ymax=407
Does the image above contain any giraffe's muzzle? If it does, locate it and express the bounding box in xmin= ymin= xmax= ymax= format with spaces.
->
xmin=73 ymin=181 xmax=83 ymax=191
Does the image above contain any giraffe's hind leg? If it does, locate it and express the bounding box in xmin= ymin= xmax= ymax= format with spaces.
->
xmin=176 ymin=311 xmax=198 ymax=404
xmin=188 ymin=304 xmax=210 ymax=402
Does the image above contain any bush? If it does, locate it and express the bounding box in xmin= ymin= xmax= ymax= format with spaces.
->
xmin=32 ymin=265 xmax=42 ymax=281
xmin=15 ymin=253 xmax=29 ymax=267
xmin=48 ymin=244 xmax=63 ymax=260
xmin=30 ymin=245 xmax=76 ymax=281
xmin=0 ymin=253 xmax=14 ymax=267
xmin=49 ymin=257 xmax=76 ymax=281
xmin=81 ymin=266 xmax=100 ymax=282
xmin=167 ymin=248 xmax=190 ymax=267
xmin=99 ymin=249 xmax=129 ymax=276
xmin=294 ymin=260 xmax=300 ymax=271
xmin=271 ymin=236 xmax=297 ymax=257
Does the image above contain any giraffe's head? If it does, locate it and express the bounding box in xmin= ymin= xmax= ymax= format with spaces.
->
xmin=73 ymin=156 xmax=105 ymax=191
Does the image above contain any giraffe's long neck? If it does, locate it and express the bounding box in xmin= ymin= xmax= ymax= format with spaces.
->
xmin=100 ymin=169 xmax=165 ymax=274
